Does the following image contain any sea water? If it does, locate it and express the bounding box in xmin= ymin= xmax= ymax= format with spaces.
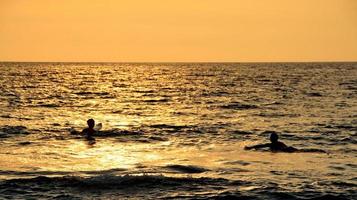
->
xmin=0 ymin=62 xmax=356 ymax=199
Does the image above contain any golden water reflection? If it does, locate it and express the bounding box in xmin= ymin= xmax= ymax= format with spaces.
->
xmin=1 ymin=138 xmax=354 ymax=185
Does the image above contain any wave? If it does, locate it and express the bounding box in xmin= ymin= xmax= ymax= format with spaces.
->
xmin=141 ymin=98 xmax=170 ymax=103
xmin=164 ymin=164 xmax=209 ymax=173
xmin=74 ymin=92 xmax=110 ymax=96
xmin=70 ymin=129 xmax=143 ymax=137
xmin=147 ymin=124 xmax=202 ymax=135
xmin=1 ymin=174 xmax=354 ymax=199
xmin=257 ymin=112 xmax=300 ymax=118
xmin=0 ymin=168 xmax=127 ymax=177
xmin=305 ymin=92 xmax=323 ymax=97
xmin=0 ymin=125 xmax=29 ymax=138
xmin=219 ymin=102 xmax=258 ymax=110
xmin=0 ymin=174 xmax=231 ymax=190
xmin=149 ymin=124 xmax=195 ymax=130
xmin=36 ymin=103 xmax=61 ymax=108
xmin=231 ymin=130 xmax=253 ymax=135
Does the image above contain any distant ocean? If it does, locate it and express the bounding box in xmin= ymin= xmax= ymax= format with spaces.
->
xmin=0 ymin=62 xmax=356 ymax=199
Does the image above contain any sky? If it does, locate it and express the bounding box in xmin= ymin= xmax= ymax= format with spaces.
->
xmin=0 ymin=0 xmax=356 ymax=62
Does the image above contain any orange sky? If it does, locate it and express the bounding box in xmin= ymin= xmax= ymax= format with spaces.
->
xmin=0 ymin=0 xmax=356 ymax=62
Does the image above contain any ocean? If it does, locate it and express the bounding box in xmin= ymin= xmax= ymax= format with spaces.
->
xmin=0 ymin=62 xmax=356 ymax=199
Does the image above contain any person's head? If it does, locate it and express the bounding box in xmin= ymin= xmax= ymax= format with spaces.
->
xmin=87 ymin=119 xmax=95 ymax=129
xmin=270 ymin=132 xmax=279 ymax=143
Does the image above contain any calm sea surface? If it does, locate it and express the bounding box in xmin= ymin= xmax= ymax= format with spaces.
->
xmin=0 ymin=62 xmax=356 ymax=199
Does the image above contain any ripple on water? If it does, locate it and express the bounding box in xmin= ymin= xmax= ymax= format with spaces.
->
xmin=219 ymin=102 xmax=258 ymax=110
xmin=0 ymin=125 xmax=29 ymax=138
xmin=163 ymin=164 xmax=209 ymax=173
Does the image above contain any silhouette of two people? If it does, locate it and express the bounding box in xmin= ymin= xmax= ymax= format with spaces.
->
xmin=80 ymin=119 xmax=325 ymax=153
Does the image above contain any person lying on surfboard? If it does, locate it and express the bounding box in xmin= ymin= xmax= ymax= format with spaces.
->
xmin=244 ymin=132 xmax=326 ymax=153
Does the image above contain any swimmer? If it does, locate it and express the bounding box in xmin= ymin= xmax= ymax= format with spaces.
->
xmin=244 ymin=132 xmax=298 ymax=152
xmin=81 ymin=119 xmax=96 ymax=141
xmin=244 ymin=132 xmax=326 ymax=153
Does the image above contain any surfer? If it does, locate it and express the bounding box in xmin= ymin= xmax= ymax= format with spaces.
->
xmin=244 ymin=132 xmax=326 ymax=153
xmin=244 ymin=132 xmax=298 ymax=152
xmin=81 ymin=119 xmax=96 ymax=141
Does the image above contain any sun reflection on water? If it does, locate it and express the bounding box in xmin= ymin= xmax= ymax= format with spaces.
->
xmin=0 ymin=63 xmax=356 ymax=198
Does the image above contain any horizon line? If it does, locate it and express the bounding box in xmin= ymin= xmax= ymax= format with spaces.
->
xmin=1 ymin=60 xmax=356 ymax=64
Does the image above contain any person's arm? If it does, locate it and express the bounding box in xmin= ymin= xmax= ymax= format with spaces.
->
xmin=80 ymin=128 xmax=87 ymax=135
xmin=244 ymin=143 xmax=270 ymax=150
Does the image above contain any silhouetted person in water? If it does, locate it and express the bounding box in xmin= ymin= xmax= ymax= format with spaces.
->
xmin=81 ymin=119 xmax=96 ymax=141
xmin=245 ymin=132 xmax=298 ymax=152
xmin=244 ymin=132 xmax=327 ymax=153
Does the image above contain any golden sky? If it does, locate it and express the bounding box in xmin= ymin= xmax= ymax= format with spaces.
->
xmin=0 ymin=0 xmax=356 ymax=62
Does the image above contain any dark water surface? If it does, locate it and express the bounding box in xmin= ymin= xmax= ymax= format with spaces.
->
xmin=0 ymin=62 xmax=356 ymax=199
